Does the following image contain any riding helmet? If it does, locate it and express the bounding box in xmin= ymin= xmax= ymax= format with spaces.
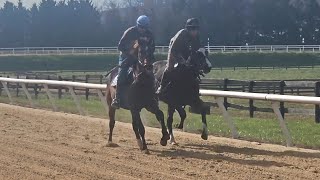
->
xmin=185 ymin=18 xmax=200 ymax=30
xmin=137 ymin=15 xmax=150 ymax=29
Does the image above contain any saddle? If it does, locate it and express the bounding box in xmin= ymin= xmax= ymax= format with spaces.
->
xmin=111 ymin=67 xmax=134 ymax=87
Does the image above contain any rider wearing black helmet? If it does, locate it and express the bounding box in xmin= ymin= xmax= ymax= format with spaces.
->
xmin=111 ymin=15 xmax=155 ymax=109
xmin=157 ymin=18 xmax=201 ymax=95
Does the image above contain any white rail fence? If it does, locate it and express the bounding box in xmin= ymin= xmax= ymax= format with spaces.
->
xmin=1 ymin=45 xmax=320 ymax=56
xmin=2 ymin=77 xmax=320 ymax=147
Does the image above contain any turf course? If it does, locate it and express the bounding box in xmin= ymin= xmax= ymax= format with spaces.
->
xmin=1 ymin=53 xmax=320 ymax=72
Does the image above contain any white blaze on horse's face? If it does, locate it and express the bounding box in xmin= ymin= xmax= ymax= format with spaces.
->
xmin=198 ymin=48 xmax=212 ymax=68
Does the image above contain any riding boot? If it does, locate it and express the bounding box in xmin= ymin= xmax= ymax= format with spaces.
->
xmin=111 ymin=85 xmax=121 ymax=109
xmin=111 ymin=66 xmax=127 ymax=109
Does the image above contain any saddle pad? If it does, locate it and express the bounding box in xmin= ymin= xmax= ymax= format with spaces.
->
xmin=111 ymin=75 xmax=118 ymax=87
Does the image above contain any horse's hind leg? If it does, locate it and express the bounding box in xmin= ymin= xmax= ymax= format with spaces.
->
xmin=108 ymin=107 xmax=116 ymax=144
xmin=195 ymin=100 xmax=208 ymax=140
xmin=131 ymin=110 xmax=149 ymax=154
xmin=146 ymin=106 xmax=169 ymax=146
xmin=106 ymin=87 xmax=117 ymax=146
xmin=175 ymin=107 xmax=187 ymax=130
xmin=167 ymin=105 xmax=177 ymax=145
xmin=201 ymin=108 xmax=208 ymax=140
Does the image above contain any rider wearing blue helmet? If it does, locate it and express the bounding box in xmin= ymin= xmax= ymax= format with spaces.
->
xmin=112 ymin=15 xmax=155 ymax=109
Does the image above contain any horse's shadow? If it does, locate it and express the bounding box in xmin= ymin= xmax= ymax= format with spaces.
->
xmin=183 ymin=143 xmax=320 ymax=159
xmin=151 ymin=143 xmax=320 ymax=167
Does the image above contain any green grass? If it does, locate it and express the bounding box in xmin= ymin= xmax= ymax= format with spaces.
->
xmin=206 ymin=67 xmax=320 ymax=80
xmin=1 ymin=93 xmax=320 ymax=149
xmin=213 ymin=52 xmax=320 ymax=67
xmin=1 ymin=53 xmax=320 ymax=72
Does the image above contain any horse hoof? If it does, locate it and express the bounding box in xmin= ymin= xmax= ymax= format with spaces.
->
xmin=201 ymin=133 xmax=208 ymax=140
xmin=106 ymin=141 xmax=119 ymax=148
xmin=170 ymin=140 xmax=178 ymax=146
xmin=160 ymin=139 xmax=168 ymax=146
xmin=137 ymin=139 xmax=143 ymax=150
xmin=174 ymin=124 xmax=183 ymax=129
xmin=142 ymin=149 xmax=150 ymax=155
xmin=171 ymin=142 xmax=178 ymax=146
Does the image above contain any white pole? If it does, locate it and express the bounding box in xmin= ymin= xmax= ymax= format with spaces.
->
xmin=215 ymin=97 xmax=239 ymax=139
xmin=1 ymin=82 xmax=13 ymax=104
xmin=68 ymin=86 xmax=85 ymax=116
xmin=97 ymin=89 xmax=108 ymax=115
xmin=271 ymin=102 xmax=293 ymax=147
xmin=44 ymin=84 xmax=57 ymax=111
xmin=21 ymin=83 xmax=34 ymax=108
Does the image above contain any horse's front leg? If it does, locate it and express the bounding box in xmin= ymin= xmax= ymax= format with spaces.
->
xmin=146 ymin=105 xmax=170 ymax=146
xmin=193 ymin=99 xmax=209 ymax=140
xmin=167 ymin=105 xmax=177 ymax=145
xmin=131 ymin=110 xmax=149 ymax=154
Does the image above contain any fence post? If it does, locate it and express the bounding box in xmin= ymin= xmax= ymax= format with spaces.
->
xmin=34 ymin=75 xmax=39 ymax=99
xmin=0 ymin=75 xmax=2 ymax=96
xmin=279 ymin=81 xmax=286 ymax=118
xmin=6 ymin=75 xmax=10 ymax=92
xmin=1 ymin=81 xmax=13 ymax=104
xmin=271 ymin=102 xmax=293 ymax=147
xmin=248 ymin=81 xmax=255 ymax=118
xmin=315 ymin=82 xmax=320 ymax=123
xmin=100 ymin=75 xmax=103 ymax=84
xmin=223 ymin=78 xmax=229 ymax=110
xmin=16 ymin=75 xmax=20 ymax=97
xmin=85 ymin=75 xmax=89 ymax=100
xmin=58 ymin=76 xmax=62 ymax=99
xmin=215 ymin=97 xmax=239 ymax=139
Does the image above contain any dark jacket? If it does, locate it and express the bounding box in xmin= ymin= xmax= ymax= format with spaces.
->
xmin=167 ymin=29 xmax=200 ymax=70
xmin=118 ymin=26 xmax=155 ymax=61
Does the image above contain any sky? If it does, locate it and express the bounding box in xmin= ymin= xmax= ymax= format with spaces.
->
xmin=0 ymin=0 xmax=103 ymax=8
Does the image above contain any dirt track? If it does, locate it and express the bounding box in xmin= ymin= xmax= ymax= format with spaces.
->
xmin=0 ymin=103 xmax=320 ymax=180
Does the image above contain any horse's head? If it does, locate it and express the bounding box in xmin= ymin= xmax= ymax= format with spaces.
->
xmin=131 ymin=39 xmax=154 ymax=72
xmin=130 ymin=39 xmax=155 ymax=84
xmin=188 ymin=48 xmax=212 ymax=75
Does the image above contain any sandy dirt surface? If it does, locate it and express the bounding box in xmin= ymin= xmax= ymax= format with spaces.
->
xmin=0 ymin=103 xmax=320 ymax=180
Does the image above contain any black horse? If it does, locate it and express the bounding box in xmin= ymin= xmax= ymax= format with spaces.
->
xmin=106 ymin=40 xmax=170 ymax=154
xmin=153 ymin=48 xmax=212 ymax=144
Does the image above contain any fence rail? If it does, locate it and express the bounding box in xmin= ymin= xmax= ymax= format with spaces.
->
xmin=1 ymin=77 xmax=320 ymax=147
xmin=1 ymin=73 xmax=320 ymax=120
xmin=1 ymin=45 xmax=320 ymax=56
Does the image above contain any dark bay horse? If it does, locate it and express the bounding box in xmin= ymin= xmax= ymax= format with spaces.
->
xmin=153 ymin=48 xmax=212 ymax=144
xmin=106 ymin=40 xmax=170 ymax=154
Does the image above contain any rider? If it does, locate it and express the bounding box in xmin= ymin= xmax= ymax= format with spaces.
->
xmin=111 ymin=15 xmax=155 ymax=109
xmin=157 ymin=18 xmax=201 ymax=95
